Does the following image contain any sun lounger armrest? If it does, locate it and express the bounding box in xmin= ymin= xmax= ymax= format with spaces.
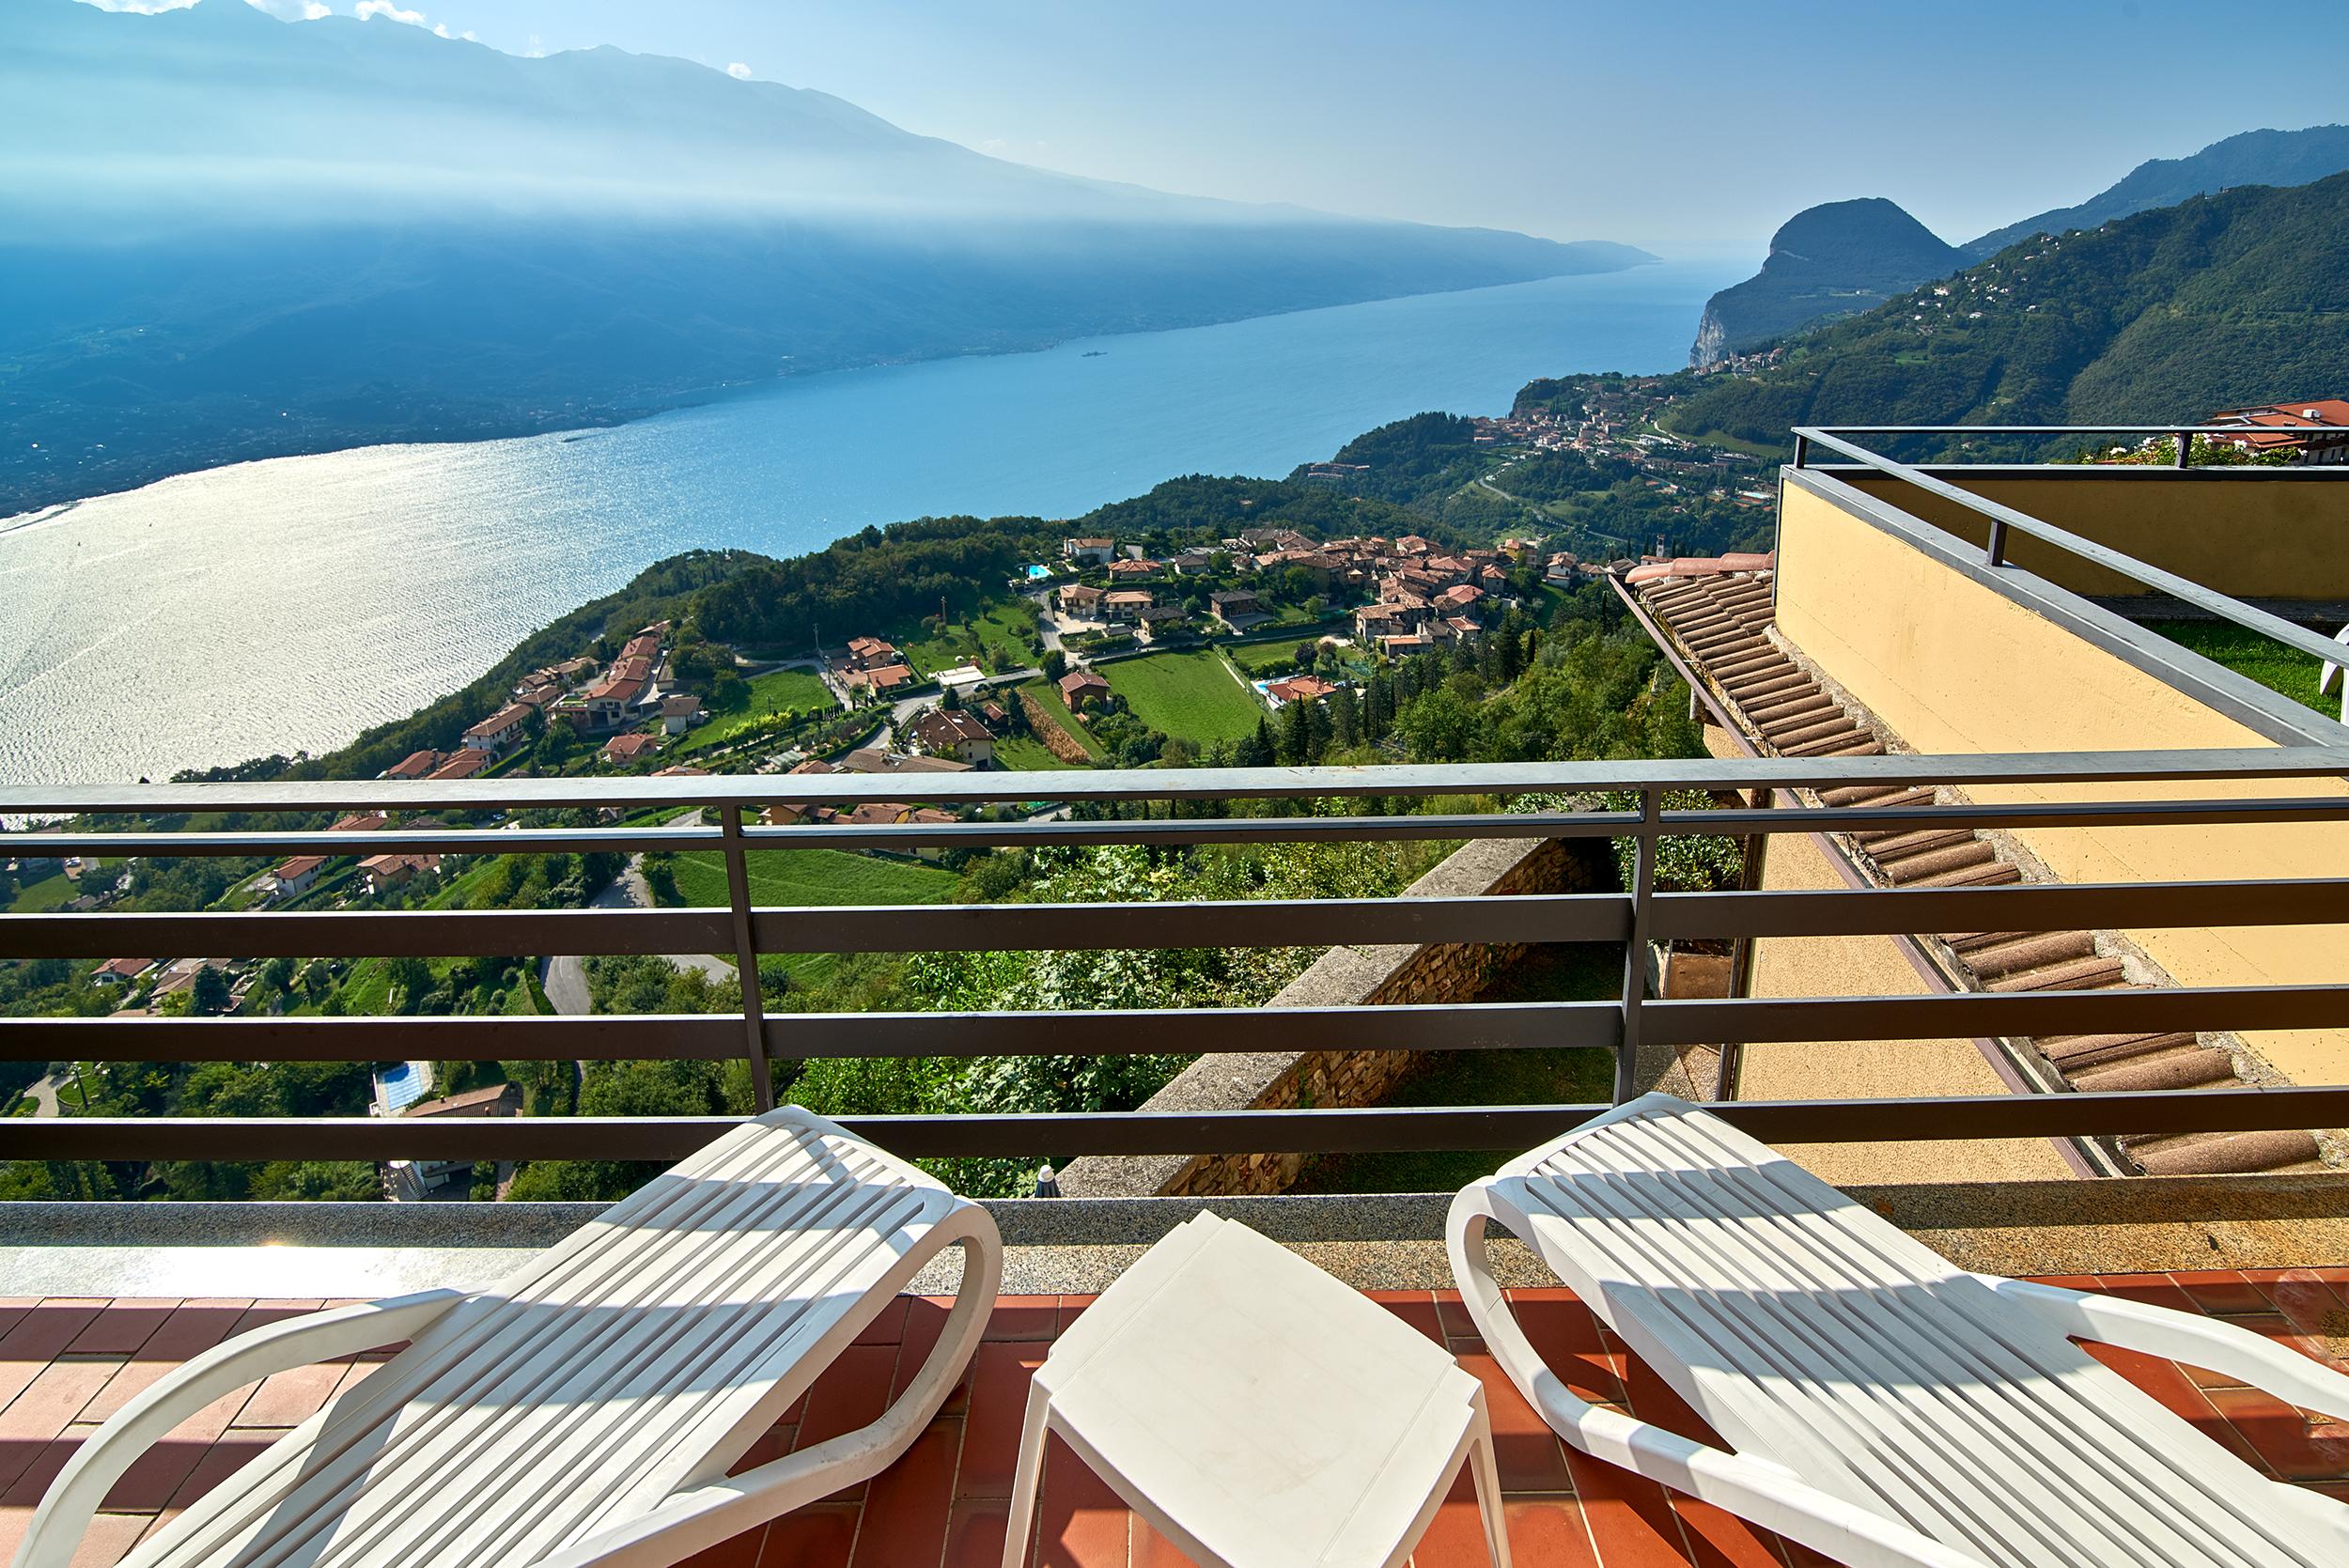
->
xmin=1984 ymin=1275 xmax=2349 ymax=1424
xmin=9 ymin=1289 xmax=468 ymax=1568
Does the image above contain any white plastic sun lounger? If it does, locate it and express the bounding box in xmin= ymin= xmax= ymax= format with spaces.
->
xmin=1449 ymin=1093 xmax=2349 ymax=1568
xmin=14 ymin=1106 xmax=1002 ymax=1568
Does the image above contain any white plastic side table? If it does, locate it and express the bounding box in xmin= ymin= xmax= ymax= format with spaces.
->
xmin=1002 ymin=1212 xmax=1511 ymax=1568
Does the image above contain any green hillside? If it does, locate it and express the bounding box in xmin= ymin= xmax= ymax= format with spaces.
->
xmin=1666 ymin=172 xmax=2349 ymax=452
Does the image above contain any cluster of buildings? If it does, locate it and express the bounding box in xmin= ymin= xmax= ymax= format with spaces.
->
xmin=1339 ymin=536 xmax=1521 ymax=656
xmin=835 ymin=635 xmax=917 ymax=696
xmin=2203 ymin=398 xmax=2349 ymax=464
xmin=376 ymin=621 xmax=681 ymax=784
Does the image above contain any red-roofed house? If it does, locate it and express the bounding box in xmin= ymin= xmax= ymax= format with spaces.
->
xmin=274 ymin=855 xmax=328 ymax=896
xmin=462 ymin=703 xmax=533 ymax=754
xmin=383 ymin=750 xmax=444 ymax=780
xmin=601 ymin=732 xmax=661 ymax=765
xmin=427 ymin=749 xmax=492 ymax=782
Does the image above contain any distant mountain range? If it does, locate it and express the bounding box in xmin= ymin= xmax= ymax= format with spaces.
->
xmin=0 ymin=0 xmax=1647 ymax=514
xmin=1664 ymin=170 xmax=2349 ymax=445
xmin=1690 ymin=124 xmax=2349 ymax=365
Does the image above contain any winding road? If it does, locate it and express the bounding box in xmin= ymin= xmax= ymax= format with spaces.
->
xmin=539 ymin=810 xmax=734 ymax=1016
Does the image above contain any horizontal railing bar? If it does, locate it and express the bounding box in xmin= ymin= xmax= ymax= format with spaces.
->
xmin=747 ymin=812 xmax=1625 ymax=847
xmin=15 ymin=1086 xmax=2349 ymax=1161
xmin=0 ymin=1014 xmax=748 ymax=1062
xmin=1801 ymin=425 xmax=2349 ymax=437
xmin=0 ymin=894 xmax=1633 ymax=960
xmin=8 ymin=748 xmax=2349 ymax=817
xmin=22 ymin=795 xmax=2349 ymax=862
xmin=1648 ymin=879 xmax=2349 ymax=940
xmin=0 ymin=827 xmax=727 ymax=860
xmin=23 ymin=877 xmax=2341 ymax=961
xmin=1645 ymin=985 xmax=2349 ymax=1045
xmin=1690 ymin=797 xmax=2349 ymax=837
xmin=764 ymin=1001 xmax=1618 ymax=1058
xmin=1 ymin=908 xmax=735 ymax=960
xmin=0 ymin=1002 xmax=1619 ymax=1063
xmin=0 ymin=812 xmax=1637 ymax=861
xmin=1797 ymin=429 xmax=2349 ymax=671
xmin=747 ymin=895 xmax=1632 ymax=953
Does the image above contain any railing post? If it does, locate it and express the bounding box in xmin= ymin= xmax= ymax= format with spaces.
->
xmin=1791 ymin=432 xmax=1810 ymax=470
xmin=1614 ymin=785 xmax=1659 ymax=1104
xmin=2174 ymin=430 xmax=2193 ymax=469
xmin=718 ymin=802 xmax=776 ymax=1111
xmin=1984 ymin=517 xmax=2008 ymax=567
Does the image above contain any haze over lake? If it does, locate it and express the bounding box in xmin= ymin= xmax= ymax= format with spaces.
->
xmin=0 ymin=258 xmax=1736 ymax=786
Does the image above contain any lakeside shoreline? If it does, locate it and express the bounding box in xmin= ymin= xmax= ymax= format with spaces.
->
xmin=0 ymin=264 xmax=1669 ymax=524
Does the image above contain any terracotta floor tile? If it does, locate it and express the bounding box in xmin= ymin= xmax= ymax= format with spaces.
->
xmin=1054 ymin=1296 xmax=1097 ymax=1336
xmin=850 ymin=1296 xmax=910 ymax=1348
xmin=957 ymin=1341 xmax=1050 ymax=1500
xmin=1434 ymin=1292 xmax=1482 ymax=1345
xmin=846 ymin=1420 xmax=958 ymax=1568
xmin=60 ymin=1507 xmax=148 ymax=1568
xmin=892 ymin=1296 xmax=975 ymax=1415
xmin=1509 ymin=1289 xmax=1626 ymax=1407
xmin=79 ymin=1302 xmax=256 ymax=1424
xmin=158 ymin=1433 xmax=272 ymax=1515
xmin=677 ymin=1523 xmax=768 ymax=1568
xmin=0 ymin=1302 xmax=109 ymax=1410
xmin=2264 ymin=1270 xmax=2349 ymax=1353
xmin=1366 ymin=1291 xmax=1445 ymax=1346
xmin=1560 ymin=1432 xmax=1698 ymax=1568
xmin=2077 ymin=1343 xmax=2263 ymax=1469
xmin=230 ymin=1359 xmax=344 ymax=1430
xmin=1128 ymin=1514 xmax=1205 ymax=1568
xmin=64 ymin=1302 xmax=179 ymax=1358
xmin=984 ymin=1300 xmax=1061 ymax=1343
xmin=1453 ymin=1352 xmax=1570 ymax=1494
xmin=1670 ymin=1495 xmax=1789 ymax=1568
xmin=791 ymin=1345 xmax=899 ymax=1461
xmin=757 ymin=1501 xmax=859 ymax=1568
xmin=2168 ymin=1270 xmax=2271 ymax=1317
xmin=2203 ymin=1385 xmax=2349 ymax=1481
xmin=1033 ymin=1434 xmax=1128 ymax=1568
xmin=941 ymin=1497 xmax=1012 ymax=1568
xmin=0 ymin=1361 xmax=119 ymax=1493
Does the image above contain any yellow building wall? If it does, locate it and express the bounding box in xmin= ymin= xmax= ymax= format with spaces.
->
xmin=1776 ymin=478 xmax=2349 ymax=1085
xmin=1837 ymin=471 xmax=2349 ymax=600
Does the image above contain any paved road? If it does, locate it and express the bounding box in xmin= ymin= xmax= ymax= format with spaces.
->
xmin=24 ymin=1071 xmax=63 ymax=1118
xmin=888 ymin=669 xmax=1040 ymax=726
xmin=540 ymin=811 xmax=733 ymax=1017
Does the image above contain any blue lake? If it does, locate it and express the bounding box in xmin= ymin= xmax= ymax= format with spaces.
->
xmin=0 ymin=257 xmax=1737 ymax=784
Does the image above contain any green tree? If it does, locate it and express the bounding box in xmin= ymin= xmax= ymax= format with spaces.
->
xmin=190 ymin=965 xmax=231 ymax=1017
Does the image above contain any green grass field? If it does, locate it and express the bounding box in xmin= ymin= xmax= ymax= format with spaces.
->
xmin=1017 ymin=681 xmax=1103 ymax=759
xmin=670 ymin=847 xmax=960 ymax=909
xmin=900 ymin=600 xmax=1040 ymax=675
xmin=673 ymin=668 xmax=833 ymax=756
xmin=1102 ymin=652 xmax=1266 ymax=744
xmin=2146 ymin=619 xmax=2333 ymax=715
xmin=1227 ymin=640 xmax=1315 ymax=675
xmin=990 ymin=735 xmax=1084 ymax=771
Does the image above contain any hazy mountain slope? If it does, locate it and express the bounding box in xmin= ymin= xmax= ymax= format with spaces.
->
xmin=1688 ymin=199 xmax=1960 ymax=366
xmin=1662 ymin=172 xmax=2349 ymax=448
xmin=1962 ymin=124 xmax=2349 ymax=259
xmin=0 ymin=0 xmax=1647 ymax=512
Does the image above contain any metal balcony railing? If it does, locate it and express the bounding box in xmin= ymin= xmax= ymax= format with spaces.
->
xmin=7 ymin=752 xmax=2349 ymax=1172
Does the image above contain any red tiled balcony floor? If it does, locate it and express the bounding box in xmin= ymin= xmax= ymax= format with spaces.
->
xmin=2 ymin=1271 xmax=2347 ymax=1567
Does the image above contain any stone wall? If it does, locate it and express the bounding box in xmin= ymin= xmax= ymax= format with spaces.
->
xmin=1057 ymin=833 xmax=1608 ymax=1198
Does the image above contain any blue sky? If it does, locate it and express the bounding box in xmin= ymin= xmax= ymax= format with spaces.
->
xmin=93 ymin=0 xmax=2349 ymax=251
